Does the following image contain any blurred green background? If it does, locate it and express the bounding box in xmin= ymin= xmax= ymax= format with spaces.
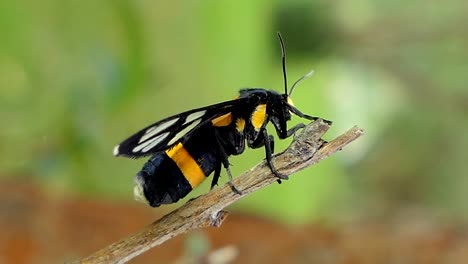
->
xmin=1 ymin=0 xmax=467 ymax=225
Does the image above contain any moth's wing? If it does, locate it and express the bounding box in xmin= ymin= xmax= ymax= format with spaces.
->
xmin=113 ymin=97 xmax=254 ymax=158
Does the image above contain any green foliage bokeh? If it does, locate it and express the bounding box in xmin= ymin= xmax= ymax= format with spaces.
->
xmin=1 ymin=0 xmax=467 ymax=223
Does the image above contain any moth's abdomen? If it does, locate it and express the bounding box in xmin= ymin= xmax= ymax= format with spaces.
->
xmin=135 ymin=153 xmax=192 ymax=207
xmin=134 ymin=136 xmax=220 ymax=207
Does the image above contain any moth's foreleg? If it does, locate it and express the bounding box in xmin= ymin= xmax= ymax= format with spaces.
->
xmin=262 ymin=129 xmax=289 ymax=180
xmin=280 ymin=123 xmax=305 ymax=139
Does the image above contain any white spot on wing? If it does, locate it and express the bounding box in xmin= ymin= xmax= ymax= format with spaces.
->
xmin=133 ymin=132 xmax=169 ymax=153
xmin=168 ymin=119 xmax=201 ymax=145
xmin=139 ymin=118 xmax=179 ymax=143
xmin=184 ymin=110 xmax=206 ymax=125
xmin=113 ymin=145 xmax=120 ymax=156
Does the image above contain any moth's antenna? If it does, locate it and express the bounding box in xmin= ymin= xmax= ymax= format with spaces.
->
xmin=277 ymin=32 xmax=288 ymax=95
xmin=289 ymin=69 xmax=315 ymax=96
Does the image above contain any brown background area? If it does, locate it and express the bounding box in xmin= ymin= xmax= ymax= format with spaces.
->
xmin=1 ymin=181 xmax=467 ymax=264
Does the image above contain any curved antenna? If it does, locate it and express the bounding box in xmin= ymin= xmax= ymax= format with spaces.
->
xmin=289 ymin=69 xmax=315 ymax=96
xmin=277 ymin=32 xmax=288 ymax=95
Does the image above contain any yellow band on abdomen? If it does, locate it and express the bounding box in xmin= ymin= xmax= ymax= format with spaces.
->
xmin=166 ymin=143 xmax=206 ymax=188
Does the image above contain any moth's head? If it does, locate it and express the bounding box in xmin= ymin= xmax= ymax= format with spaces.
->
xmin=268 ymin=92 xmax=293 ymax=124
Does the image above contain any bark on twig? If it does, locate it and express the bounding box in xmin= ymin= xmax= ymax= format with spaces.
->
xmin=73 ymin=120 xmax=364 ymax=264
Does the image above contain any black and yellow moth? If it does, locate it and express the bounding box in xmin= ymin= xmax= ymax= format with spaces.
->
xmin=113 ymin=33 xmax=331 ymax=207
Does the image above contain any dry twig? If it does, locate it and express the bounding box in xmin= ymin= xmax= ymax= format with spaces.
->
xmin=73 ymin=120 xmax=364 ymax=264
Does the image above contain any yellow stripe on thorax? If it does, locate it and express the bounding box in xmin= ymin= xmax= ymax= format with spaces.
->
xmin=165 ymin=143 xmax=205 ymax=188
xmin=251 ymin=104 xmax=267 ymax=131
xmin=236 ymin=118 xmax=245 ymax=132
xmin=211 ymin=113 xmax=232 ymax=127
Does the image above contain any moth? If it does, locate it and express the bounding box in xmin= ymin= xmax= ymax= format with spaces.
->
xmin=113 ymin=33 xmax=331 ymax=207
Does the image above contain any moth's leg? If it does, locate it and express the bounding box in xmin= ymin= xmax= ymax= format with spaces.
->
xmin=268 ymin=134 xmax=283 ymax=184
xmin=248 ymin=130 xmax=285 ymax=182
xmin=288 ymin=105 xmax=332 ymax=125
xmin=272 ymin=122 xmax=305 ymax=139
xmin=283 ymin=123 xmax=305 ymax=138
xmin=210 ymin=161 xmax=222 ymax=190
xmin=261 ymin=129 xmax=289 ymax=180
xmin=214 ymin=130 xmax=242 ymax=195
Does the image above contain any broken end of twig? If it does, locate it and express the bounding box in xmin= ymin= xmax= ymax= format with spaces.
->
xmin=315 ymin=125 xmax=364 ymax=161
xmin=210 ymin=210 xmax=229 ymax=227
